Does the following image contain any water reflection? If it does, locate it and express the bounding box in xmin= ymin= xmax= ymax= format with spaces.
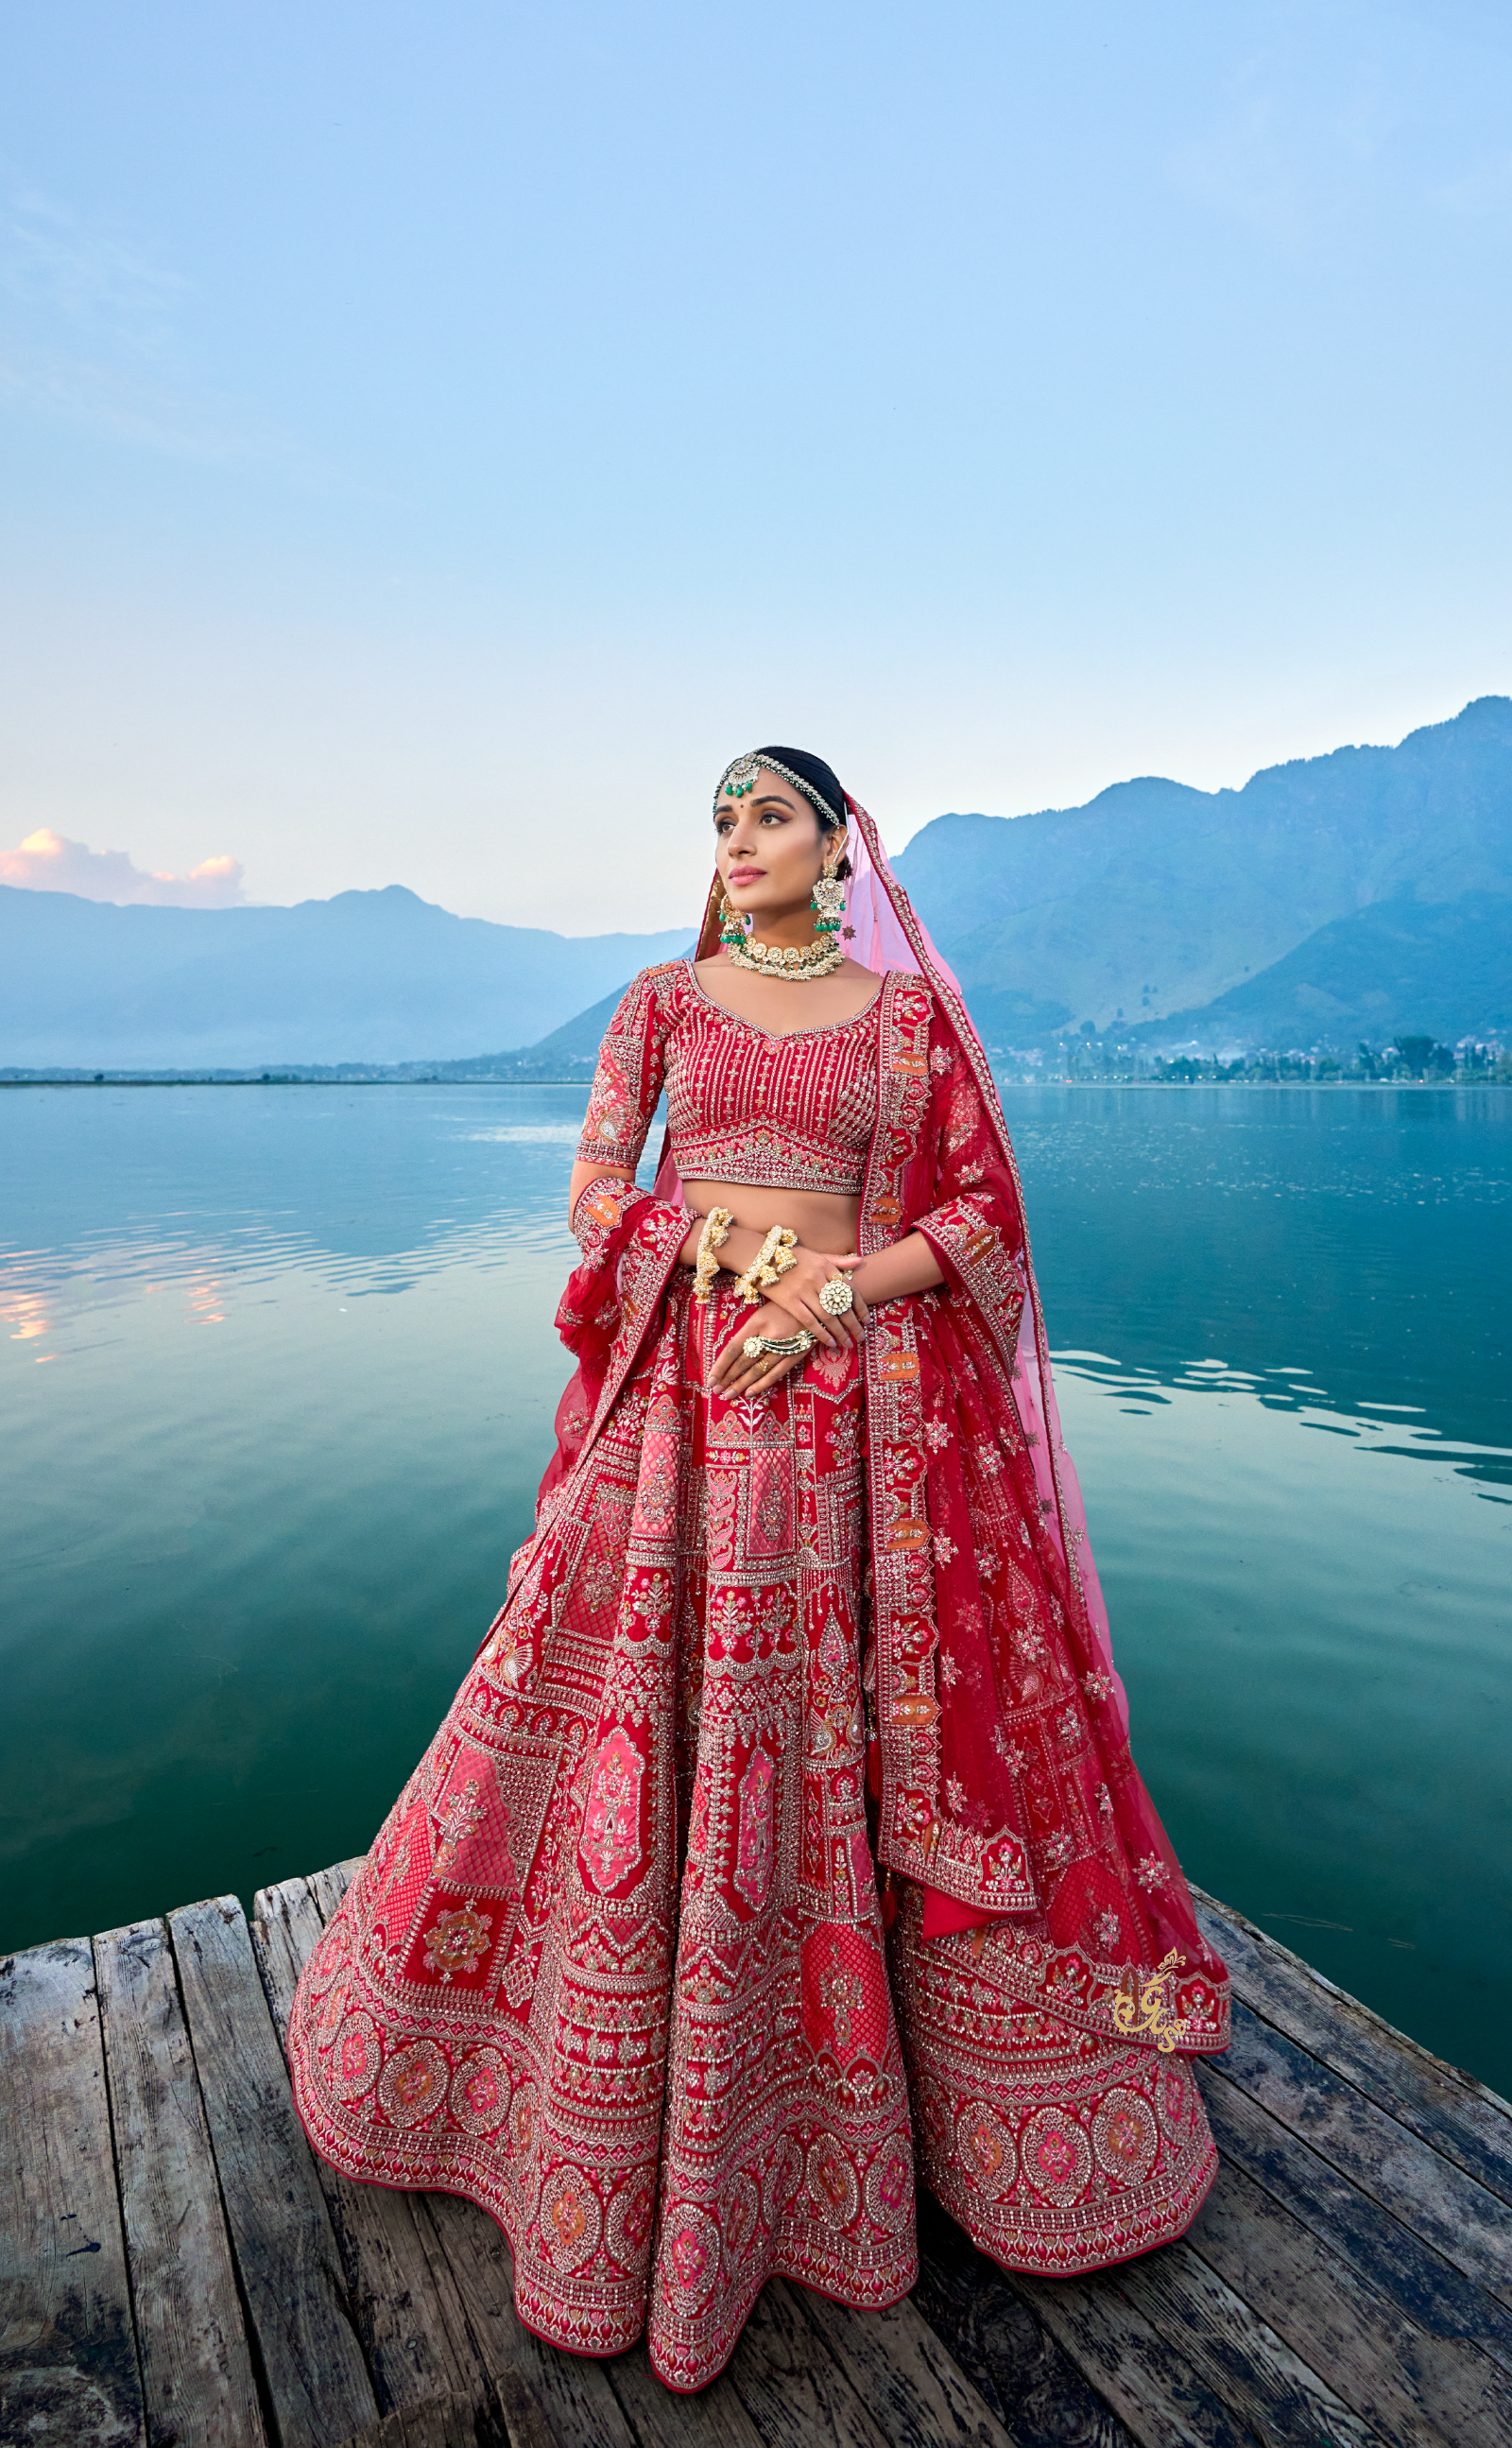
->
xmin=1053 ymin=1348 xmax=1512 ymax=1493
xmin=1 ymin=1080 xmax=1508 ymax=2091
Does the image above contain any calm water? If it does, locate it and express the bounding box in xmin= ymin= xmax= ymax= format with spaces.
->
xmin=2 ymin=1084 xmax=1508 ymax=2091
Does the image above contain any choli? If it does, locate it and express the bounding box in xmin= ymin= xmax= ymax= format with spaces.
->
xmin=576 ymin=960 xmax=887 ymax=1197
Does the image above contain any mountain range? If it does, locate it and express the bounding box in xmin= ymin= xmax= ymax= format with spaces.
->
xmin=890 ymin=694 xmax=1512 ymax=1051
xmin=0 ymin=886 xmax=689 ymax=1070
xmin=3 ymin=696 xmax=1509 ymax=1072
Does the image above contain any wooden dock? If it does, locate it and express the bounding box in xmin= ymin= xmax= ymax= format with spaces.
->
xmin=4 ymin=1868 xmax=1510 ymax=2448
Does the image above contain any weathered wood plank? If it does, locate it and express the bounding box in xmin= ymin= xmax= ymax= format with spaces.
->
xmin=1115 ymin=2238 xmax=1382 ymax=2448
xmin=337 ymin=2390 xmax=497 ymax=2446
xmin=300 ymin=1853 xmax=635 ymax=2448
xmin=1194 ymin=1890 xmax=1512 ymax=2209
xmin=420 ymin=2194 xmax=638 ymax=2448
xmin=308 ymin=1855 xmax=368 ymax=1923
xmin=722 ymin=2277 xmax=893 ymax=2448
xmin=1197 ymin=2065 xmax=1512 ymax=2375
xmin=601 ymin=2336 xmax=766 ymax=2448
xmin=1009 ymin=2267 xmax=1267 ymax=2448
xmin=168 ymin=1891 xmax=378 ymax=2448
xmin=913 ymin=2193 xmax=1140 ymax=2448
xmin=793 ymin=2281 xmax=1019 ymax=2448
xmin=1184 ymin=2151 xmax=1512 ymax=2448
xmin=94 ymin=1917 xmax=267 ymax=2448
xmin=0 ymin=1935 xmax=145 ymax=2448
xmin=1214 ymin=2000 xmax=1512 ymax=2304
xmin=251 ymin=1872 xmax=520 ymax=2426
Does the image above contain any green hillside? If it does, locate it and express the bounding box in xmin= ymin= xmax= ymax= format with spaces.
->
xmin=1137 ymin=891 xmax=1512 ymax=1052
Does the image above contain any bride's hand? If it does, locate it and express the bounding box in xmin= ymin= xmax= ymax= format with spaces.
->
xmin=763 ymin=1246 xmax=868 ymax=1349
xmin=710 ymin=1302 xmax=819 ymax=1398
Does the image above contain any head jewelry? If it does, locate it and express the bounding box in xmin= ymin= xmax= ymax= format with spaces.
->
xmin=713 ymin=751 xmax=844 ymax=831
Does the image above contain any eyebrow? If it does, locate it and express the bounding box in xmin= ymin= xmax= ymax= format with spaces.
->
xmin=715 ymin=790 xmax=797 ymax=816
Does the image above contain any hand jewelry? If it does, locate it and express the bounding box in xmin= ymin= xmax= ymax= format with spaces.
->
xmin=692 ymin=1207 xmax=732 ymax=1305
xmin=742 ymin=1330 xmax=816 ymax=1361
xmin=732 ymin=1224 xmax=798 ymax=1305
xmin=818 ymin=1275 xmax=855 ymax=1316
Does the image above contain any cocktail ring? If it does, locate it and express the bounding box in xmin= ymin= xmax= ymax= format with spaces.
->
xmin=818 ymin=1276 xmax=855 ymax=1316
xmin=742 ymin=1331 xmax=816 ymax=1361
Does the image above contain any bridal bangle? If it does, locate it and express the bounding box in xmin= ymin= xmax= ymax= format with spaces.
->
xmin=733 ymin=1224 xmax=799 ymax=1306
xmin=692 ymin=1207 xmax=733 ymax=1305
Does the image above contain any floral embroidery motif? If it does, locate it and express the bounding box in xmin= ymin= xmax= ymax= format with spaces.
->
xmin=1092 ymin=2088 xmax=1160 ymax=2186
xmin=664 ymin=2204 xmax=720 ymax=2307
xmin=732 ymin=1747 xmax=776 ymax=1909
xmin=434 ymin=1776 xmax=487 ymax=1872
xmin=819 ymin=1947 xmax=865 ymax=2050
xmin=957 ymin=2102 xmax=1018 ymax=2198
xmin=449 ymin=2047 xmax=511 ymax=2137
xmin=807 ymin=2136 xmax=860 ymax=2228
xmin=1020 ymin=2105 xmax=1094 ymax=2205
xmin=540 ymin=2165 xmax=603 ymax=2272
xmin=581 ymin=1727 xmax=645 ymax=1891
xmin=377 ymin=2038 xmax=448 ymax=2129
xmin=421 ymin=1900 xmax=493 ymax=1982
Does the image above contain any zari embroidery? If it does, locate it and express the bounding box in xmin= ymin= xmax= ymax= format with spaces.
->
xmin=288 ymin=955 xmax=1228 ymax=2393
xmin=576 ymin=963 xmax=881 ymax=1196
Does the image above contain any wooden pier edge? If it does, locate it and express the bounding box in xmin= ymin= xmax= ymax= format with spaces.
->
xmin=0 ymin=1869 xmax=1507 ymax=2448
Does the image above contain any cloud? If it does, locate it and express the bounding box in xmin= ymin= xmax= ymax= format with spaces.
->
xmin=0 ymin=828 xmax=247 ymax=906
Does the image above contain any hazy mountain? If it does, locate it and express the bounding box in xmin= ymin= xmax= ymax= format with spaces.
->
xmin=9 ymin=696 xmax=1510 ymax=1073
xmin=893 ymin=695 xmax=1512 ymax=1044
xmin=0 ymin=885 xmax=692 ymax=1070
xmin=1132 ymin=890 xmax=1512 ymax=1052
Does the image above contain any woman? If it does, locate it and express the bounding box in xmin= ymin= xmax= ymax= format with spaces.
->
xmin=289 ymin=749 xmax=1229 ymax=2394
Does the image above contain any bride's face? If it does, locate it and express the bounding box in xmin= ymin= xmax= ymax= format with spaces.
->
xmin=713 ymin=771 xmax=831 ymax=923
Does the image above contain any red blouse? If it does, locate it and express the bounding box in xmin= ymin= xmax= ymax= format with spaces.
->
xmin=575 ymin=959 xmax=889 ymax=1197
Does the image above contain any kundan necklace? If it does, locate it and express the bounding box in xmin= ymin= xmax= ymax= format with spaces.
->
xmin=718 ymin=864 xmax=848 ymax=980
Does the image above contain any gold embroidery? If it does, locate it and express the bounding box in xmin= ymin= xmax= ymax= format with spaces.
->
xmin=1112 ymin=1952 xmax=1191 ymax=2053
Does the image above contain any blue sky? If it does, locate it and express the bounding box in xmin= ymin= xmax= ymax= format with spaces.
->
xmin=2 ymin=0 xmax=1510 ymax=929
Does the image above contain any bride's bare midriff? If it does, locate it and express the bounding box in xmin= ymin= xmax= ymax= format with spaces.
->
xmin=681 ymin=1181 xmax=861 ymax=1258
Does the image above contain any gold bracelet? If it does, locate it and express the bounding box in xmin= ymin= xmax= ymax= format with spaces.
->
xmin=692 ymin=1207 xmax=733 ymax=1305
xmin=733 ymin=1223 xmax=798 ymax=1306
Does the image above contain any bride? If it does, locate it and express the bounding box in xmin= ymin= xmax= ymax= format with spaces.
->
xmin=288 ymin=747 xmax=1229 ymax=2393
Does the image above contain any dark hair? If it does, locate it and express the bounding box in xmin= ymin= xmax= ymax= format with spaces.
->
xmin=755 ymin=745 xmax=848 ymax=831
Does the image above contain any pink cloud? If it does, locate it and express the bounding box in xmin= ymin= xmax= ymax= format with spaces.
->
xmin=0 ymin=827 xmax=247 ymax=906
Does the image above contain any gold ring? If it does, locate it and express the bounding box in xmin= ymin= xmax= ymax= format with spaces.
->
xmin=818 ymin=1276 xmax=855 ymax=1316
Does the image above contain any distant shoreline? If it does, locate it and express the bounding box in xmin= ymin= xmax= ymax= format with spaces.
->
xmin=2 ymin=1074 xmax=1503 ymax=1094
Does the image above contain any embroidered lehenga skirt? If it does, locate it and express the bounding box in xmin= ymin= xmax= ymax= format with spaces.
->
xmin=289 ymin=1276 xmax=1219 ymax=2392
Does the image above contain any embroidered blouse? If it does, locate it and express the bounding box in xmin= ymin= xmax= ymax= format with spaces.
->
xmin=575 ymin=959 xmax=888 ymax=1197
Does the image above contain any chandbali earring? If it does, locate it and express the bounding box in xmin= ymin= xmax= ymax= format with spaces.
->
xmin=811 ymin=855 xmax=847 ymax=937
xmin=719 ymin=894 xmax=754 ymax=948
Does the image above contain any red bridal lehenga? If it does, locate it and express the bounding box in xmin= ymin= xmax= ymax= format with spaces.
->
xmin=288 ymin=788 xmax=1230 ymax=2393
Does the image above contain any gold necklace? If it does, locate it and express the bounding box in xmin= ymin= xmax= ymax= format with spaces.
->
xmin=720 ymin=930 xmax=845 ymax=980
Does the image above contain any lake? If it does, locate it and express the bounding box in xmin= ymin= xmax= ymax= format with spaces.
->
xmin=2 ymin=1082 xmax=1508 ymax=2093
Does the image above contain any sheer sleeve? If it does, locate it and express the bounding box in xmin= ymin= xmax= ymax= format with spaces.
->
xmin=913 ymin=1044 xmax=1030 ymax=1368
xmin=575 ymin=968 xmax=672 ymax=1176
